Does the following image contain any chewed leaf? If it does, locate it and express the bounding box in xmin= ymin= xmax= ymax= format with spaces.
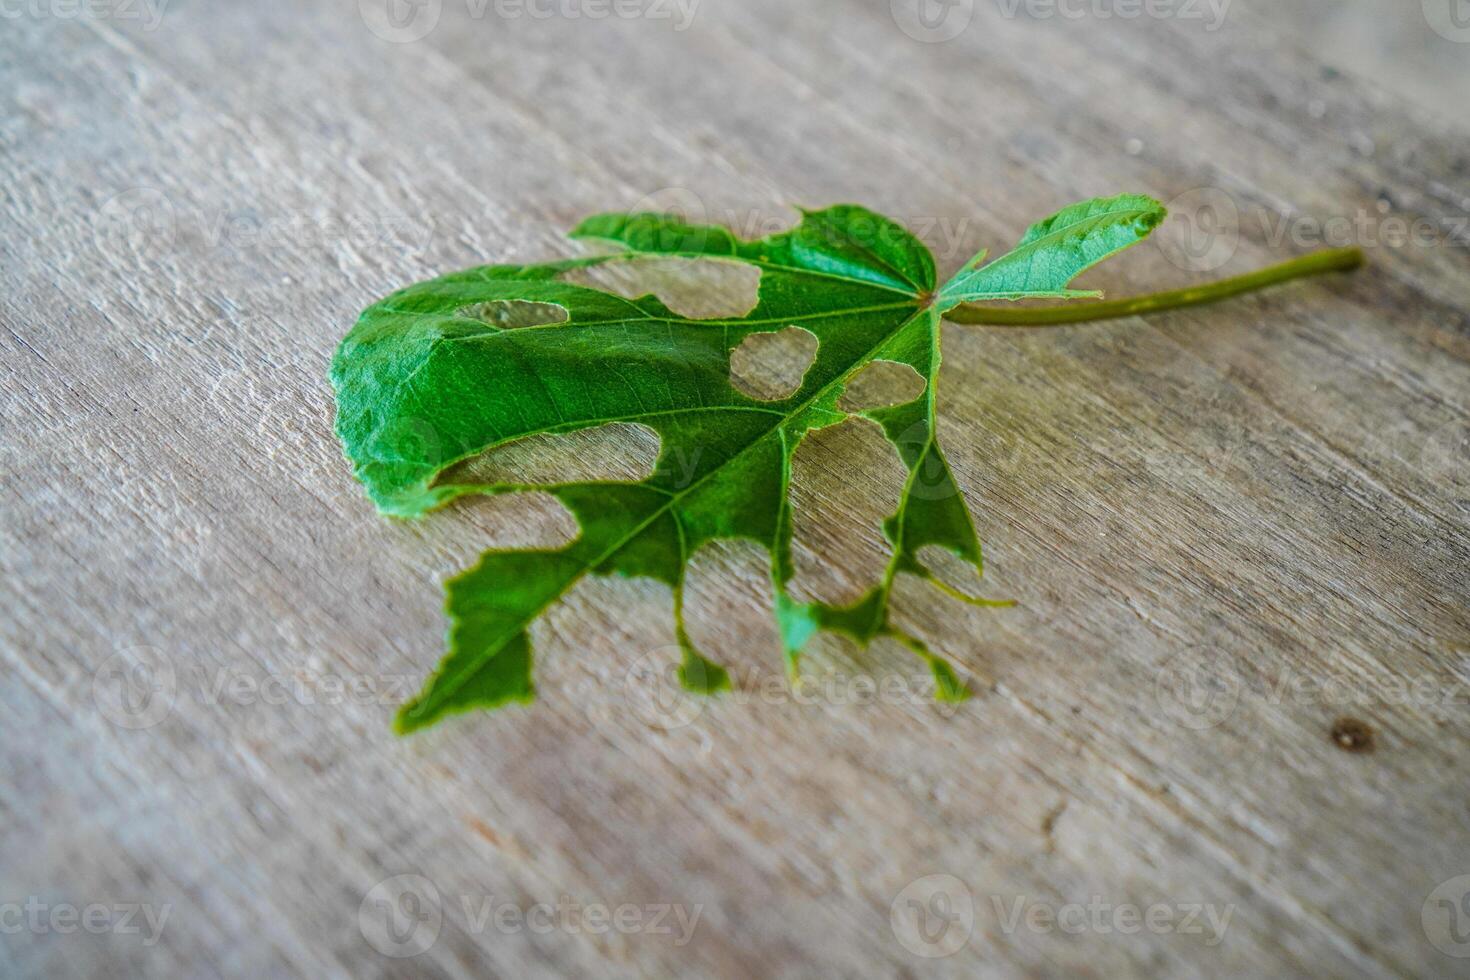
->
xmin=331 ymin=197 xmax=1162 ymax=732
xmin=937 ymin=194 xmax=1165 ymax=309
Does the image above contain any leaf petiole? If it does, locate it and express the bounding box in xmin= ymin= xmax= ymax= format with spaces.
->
xmin=922 ymin=574 xmax=1017 ymax=609
xmin=942 ymin=246 xmax=1363 ymax=327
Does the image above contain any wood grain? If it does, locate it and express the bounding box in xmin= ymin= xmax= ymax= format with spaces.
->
xmin=3 ymin=2 xmax=1468 ymax=977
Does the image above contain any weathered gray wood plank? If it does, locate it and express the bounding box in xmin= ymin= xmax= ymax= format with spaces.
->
xmin=2 ymin=2 xmax=1468 ymax=977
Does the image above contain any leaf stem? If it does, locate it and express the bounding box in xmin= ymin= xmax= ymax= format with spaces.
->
xmin=942 ymin=247 xmax=1363 ymax=326
xmin=923 ymin=574 xmax=1017 ymax=609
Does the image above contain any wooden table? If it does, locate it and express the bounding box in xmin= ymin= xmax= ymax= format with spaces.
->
xmin=4 ymin=2 xmax=1468 ymax=976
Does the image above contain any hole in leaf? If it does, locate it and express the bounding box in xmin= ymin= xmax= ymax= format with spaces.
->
xmin=456 ymin=492 xmax=582 ymax=550
xmin=838 ymin=360 xmax=927 ymax=412
xmin=916 ymin=544 xmax=989 ymax=597
xmin=729 ymin=326 xmax=818 ymax=402
xmin=385 ymin=492 xmax=581 ymax=578
xmin=455 ymin=300 xmax=568 ymax=329
xmin=682 ymin=538 xmax=780 ymax=681
xmin=786 ymin=417 xmax=909 ymax=605
xmin=560 ymin=257 xmax=760 ymax=320
xmin=434 ymin=422 xmax=659 ymax=487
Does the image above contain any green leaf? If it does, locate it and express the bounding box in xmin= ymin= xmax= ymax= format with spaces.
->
xmin=937 ymin=194 xmax=1165 ymax=309
xmin=331 ymin=196 xmax=1163 ymax=733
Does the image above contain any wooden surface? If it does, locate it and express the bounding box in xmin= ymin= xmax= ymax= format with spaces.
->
xmin=4 ymin=2 xmax=1469 ymax=977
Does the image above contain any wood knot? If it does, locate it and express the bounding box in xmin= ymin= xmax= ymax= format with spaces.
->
xmin=1329 ymin=717 xmax=1375 ymax=754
